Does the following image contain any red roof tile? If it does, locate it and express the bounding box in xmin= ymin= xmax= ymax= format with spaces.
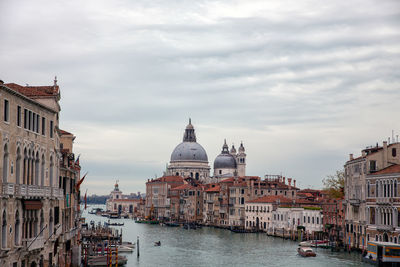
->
xmin=370 ymin=164 xmax=400 ymax=175
xmin=5 ymin=83 xmax=59 ymax=98
xmin=205 ymin=185 xmax=220 ymax=192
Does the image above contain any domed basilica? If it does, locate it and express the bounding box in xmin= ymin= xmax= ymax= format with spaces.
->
xmin=166 ymin=120 xmax=246 ymax=183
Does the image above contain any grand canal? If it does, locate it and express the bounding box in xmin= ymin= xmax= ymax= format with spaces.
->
xmin=83 ymin=206 xmax=372 ymax=267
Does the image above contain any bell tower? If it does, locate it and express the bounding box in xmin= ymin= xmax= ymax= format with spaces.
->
xmin=237 ymin=142 xmax=246 ymax=176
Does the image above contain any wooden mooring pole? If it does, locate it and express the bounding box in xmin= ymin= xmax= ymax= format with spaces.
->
xmin=137 ymin=236 xmax=140 ymax=258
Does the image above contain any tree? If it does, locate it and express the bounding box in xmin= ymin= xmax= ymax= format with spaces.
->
xmin=323 ymin=170 xmax=345 ymax=199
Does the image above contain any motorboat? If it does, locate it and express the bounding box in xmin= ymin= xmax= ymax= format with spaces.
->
xmin=87 ymin=255 xmax=127 ymax=266
xmin=120 ymin=241 xmax=135 ymax=248
xmin=154 ymin=241 xmax=161 ymax=246
xmin=363 ymin=241 xmax=400 ymax=265
xmin=118 ymin=246 xmax=133 ymax=253
xmin=298 ymin=247 xmax=316 ymax=257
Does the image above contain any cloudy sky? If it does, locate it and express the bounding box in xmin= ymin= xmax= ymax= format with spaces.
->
xmin=1 ymin=0 xmax=399 ymax=195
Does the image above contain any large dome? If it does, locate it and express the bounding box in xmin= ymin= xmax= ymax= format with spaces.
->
xmin=170 ymin=142 xmax=208 ymax=163
xmin=214 ymin=153 xmax=237 ymax=169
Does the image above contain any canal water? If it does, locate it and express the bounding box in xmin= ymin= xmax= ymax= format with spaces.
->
xmin=83 ymin=205 xmax=372 ymax=267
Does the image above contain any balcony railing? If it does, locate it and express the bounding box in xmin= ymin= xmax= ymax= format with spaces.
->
xmin=377 ymin=224 xmax=394 ymax=231
xmin=349 ymin=198 xmax=361 ymax=206
xmin=376 ymin=197 xmax=394 ymax=205
xmin=1 ymin=183 xmax=63 ymax=199
xmin=23 ymin=237 xmax=45 ymax=251
xmin=2 ymin=183 xmax=14 ymax=196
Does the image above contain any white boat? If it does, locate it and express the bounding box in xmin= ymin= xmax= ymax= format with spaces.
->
xmin=299 ymin=241 xmax=313 ymax=247
xmin=118 ymin=245 xmax=134 ymax=253
xmin=121 ymin=241 xmax=135 ymax=248
xmin=88 ymin=255 xmax=127 ymax=266
xmin=298 ymin=247 xmax=316 ymax=257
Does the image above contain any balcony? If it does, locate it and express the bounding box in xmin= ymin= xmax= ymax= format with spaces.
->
xmin=377 ymin=224 xmax=394 ymax=231
xmin=23 ymin=237 xmax=45 ymax=251
xmin=349 ymin=198 xmax=361 ymax=206
xmin=376 ymin=197 xmax=394 ymax=205
xmin=206 ymin=199 xmax=214 ymax=204
xmin=219 ymin=209 xmax=226 ymax=214
xmin=2 ymin=183 xmax=14 ymax=196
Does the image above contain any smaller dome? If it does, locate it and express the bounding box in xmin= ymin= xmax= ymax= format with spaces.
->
xmin=230 ymin=144 xmax=236 ymax=154
xmin=214 ymin=140 xmax=237 ymax=169
xmin=214 ymin=154 xmax=237 ymax=169
xmin=239 ymin=142 xmax=245 ymax=153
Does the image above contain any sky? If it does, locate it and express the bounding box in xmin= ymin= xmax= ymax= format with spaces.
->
xmin=0 ymin=0 xmax=399 ymax=195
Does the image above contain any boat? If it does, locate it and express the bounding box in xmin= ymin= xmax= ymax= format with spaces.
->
xmin=120 ymin=241 xmax=135 ymax=248
xmin=118 ymin=245 xmax=133 ymax=253
xmin=298 ymin=246 xmax=316 ymax=257
xmin=363 ymin=241 xmax=400 ymax=266
xmin=299 ymin=241 xmax=313 ymax=247
xmin=87 ymin=255 xmax=127 ymax=266
xmin=109 ymin=213 xmax=120 ymax=219
xmin=105 ymin=220 xmax=124 ymax=226
xmin=154 ymin=241 xmax=161 ymax=246
xmin=165 ymin=222 xmax=180 ymax=227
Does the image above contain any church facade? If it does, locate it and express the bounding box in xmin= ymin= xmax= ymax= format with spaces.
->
xmin=166 ymin=120 xmax=246 ymax=183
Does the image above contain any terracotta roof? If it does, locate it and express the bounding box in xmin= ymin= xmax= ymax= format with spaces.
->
xmin=5 ymin=83 xmax=59 ymax=98
xmin=205 ymin=185 xmax=220 ymax=192
xmin=370 ymin=164 xmax=400 ymax=175
xmin=172 ymin=184 xmax=195 ymax=191
xmin=247 ymin=195 xmax=292 ymax=204
xmin=59 ymin=129 xmax=73 ymax=135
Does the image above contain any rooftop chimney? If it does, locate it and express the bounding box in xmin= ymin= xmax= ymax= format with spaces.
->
xmin=0 ymin=80 xmax=3 ymax=85
xmin=288 ymin=178 xmax=292 ymax=186
xmin=293 ymin=180 xmax=296 ymax=188
xmin=283 ymin=177 xmax=286 ymax=184
xmin=349 ymin=154 xmax=354 ymax=160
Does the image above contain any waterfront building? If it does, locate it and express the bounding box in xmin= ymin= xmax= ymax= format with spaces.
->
xmin=203 ymin=184 xmax=221 ymax=226
xmin=59 ymin=129 xmax=81 ymax=267
xmin=106 ymin=182 xmax=142 ymax=216
xmin=245 ymin=195 xmax=292 ymax=231
xmin=344 ymin=140 xmax=400 ymax=249
xmin=145 ymin=176 xmax=184 ymax=220
xmin=365 ymin=164 xmax=400 ymax=244
xmin=321 ymin=193 xmax=345 ymax=244
xmin=0 ymin=80 xmax=79 ymax=266
xmin=171 ymin=180 xmax=204 ymax=223
xmin=229 ymin=175 xmax=299 ymax=228
xmin=271 ymin=207 xmax=323 ymax=238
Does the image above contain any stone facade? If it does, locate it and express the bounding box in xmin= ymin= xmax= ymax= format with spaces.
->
xmin=145 ymin=176 xmax=184 ymax=220
xmin=366 ymin=164 xmax=400 ymax=244
xmin=344 ymin=140 xmax=400 ymax=249
xmin=105 ymin=183 xmax=142 ymax=216
xmin=0 ymin=81 xmax=80 ymax=267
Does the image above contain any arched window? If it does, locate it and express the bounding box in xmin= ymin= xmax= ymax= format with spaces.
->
xmin=40 ymin=210 xmax=44 ymax=237
xmin=33 ymin=211 xmax=38 ymax=237
xmin=49 ymin=156 xmax=54 ymax=187
xmin=195 ymin=173 xmax=199 ymax=180
xmin=393 ymin=148 xmax=397 ymax=157
xmin=16 ymin=148 xmax=21 ymax=184
xmin=3 ymin=144 xmax=9 ymax=183
xmin=49 ymin=210 xmax=53 ymax=237
xmin=367 ymin=182 xmax=370 ymax=197
xmin=41 ymin=155 xmax=45 ymax=186
xmin=14 ymin=210 xmax=20 ymax=246
xmin=2 ymin=210 xmax=7 ymax=248
xmin=23 ymin=148 xmax=27 ymax=184
xmin=34 ymin=152 xmax=39 ymax=185
xmin=376 ymin=181 xmax=379 ymax=197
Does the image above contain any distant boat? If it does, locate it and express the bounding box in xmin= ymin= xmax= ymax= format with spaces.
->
xmin=120 ymin=241 xmax=135 ymax=248
xmin=105 ymin=220 xmax=124 ymax=226
xmin=87 ymin=255 xmax=127 ymax=266
xmin=118 ymin=245 xmax=133 ymax=253
xmin=298 ymin=247 xmax=316 ymax=257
